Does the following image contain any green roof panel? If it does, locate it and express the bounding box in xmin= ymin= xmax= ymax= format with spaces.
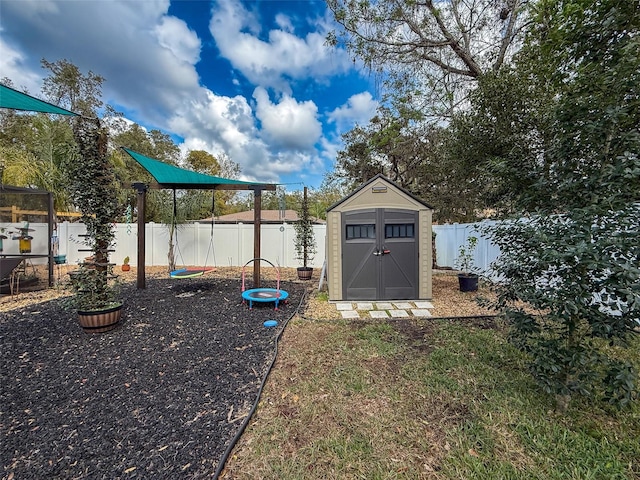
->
xmin=0 ymin=84 xmax=78 ymax=116
xmin=122 ymin=147 xmax=275 ymax=190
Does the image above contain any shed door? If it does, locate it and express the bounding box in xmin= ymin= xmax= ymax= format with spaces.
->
xmin=342 ymin=209 xmax=418 ymax=300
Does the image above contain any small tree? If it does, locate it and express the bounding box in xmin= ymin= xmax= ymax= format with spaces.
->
xmin=454 ymin=236 xmax=478 ymax=277
xmin=476 ymin=0 xmax=640 ymax=410
xmin=481 ymin=207 xmax=639 ymax=410
xmin=66 ymin=116 xmax=121 ymax=310
xmin=294 ymin=187 xmax=317 ymax=270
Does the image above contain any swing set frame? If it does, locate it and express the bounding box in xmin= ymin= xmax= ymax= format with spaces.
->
xmin=123 ymin=148 xmax=276 ymax=289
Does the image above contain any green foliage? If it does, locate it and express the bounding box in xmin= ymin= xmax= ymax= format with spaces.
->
xmin=185 ymin=149 xmax=220 ymax=175
xmin=476 ymin=0 xmax=640 ymax=408
xmin=0 ymin=80 xmax=78 ymax=210
xmin=110 ymin=124 xmax=181 ymax=223
xmin=326 ymin=0 xmax=527 ymax=116
xmin=332 ymin=101 xmax=487 ymax=222
xmin=41 ymin=58 xmax=105 ymax=117
xmin=454 ymin=236 xmax=478 ymax=275
xmin=66 ymin=267 xmax=121 ymax=312
xmin=326 ymin=0 xmax=533 ymax=222
xmin=481 ymin=207 xmax=640 ymax=408
xmin=66 ymin=116 xmax=122 ymax=310
xmin=446 ymin=68 xmax=555 ymax=215
xmin=293 ymin=188 xmax=317 ymax=268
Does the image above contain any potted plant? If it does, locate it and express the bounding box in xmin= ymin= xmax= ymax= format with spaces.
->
xmin=65 ymin=116 xmax=123 ymax=332
xmin=294 ymin=187 xmax=317 ymax=280
xmin=455 ymin=235 xmax=479 ymax=292
xmin=121 ymin=256 xmax=131 ymax=272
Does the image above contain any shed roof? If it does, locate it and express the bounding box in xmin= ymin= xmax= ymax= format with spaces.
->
xmin=327 ymin=174 xmax=433 ymax=212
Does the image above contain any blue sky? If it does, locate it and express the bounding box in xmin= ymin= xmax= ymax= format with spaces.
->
xmin=0 ymin=0 xmax=379 ymax=189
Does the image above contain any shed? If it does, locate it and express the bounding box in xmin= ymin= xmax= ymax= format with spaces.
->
xmin=326 ymin=174 xmax=433 ymax=301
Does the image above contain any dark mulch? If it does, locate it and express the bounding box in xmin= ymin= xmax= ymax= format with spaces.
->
xmin=1 ymin=277 xmax=306 ymax=479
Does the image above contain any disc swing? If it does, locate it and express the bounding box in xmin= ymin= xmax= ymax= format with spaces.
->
xmin=241 ymin=258 xmax=288 ymax=309
xmin=169 ymin=189 xmax=216 ymax=279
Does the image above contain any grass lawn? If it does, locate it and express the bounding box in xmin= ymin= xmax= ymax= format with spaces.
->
xmin=222 ymin=301 xmax=640 ymax=479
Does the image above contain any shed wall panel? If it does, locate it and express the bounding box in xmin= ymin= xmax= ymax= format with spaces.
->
xmin=327 ymin=211 xmax=342 ymax=301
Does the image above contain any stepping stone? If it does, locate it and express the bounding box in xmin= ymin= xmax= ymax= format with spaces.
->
xmin=375 ymin=302 xmax=394 ymax=310
xmin=411 ymin=309 xmax=432 ymax=317
xmin=356 ymin=302 xmax=374 ymax=310
xmin=393 ymin=302 xmax=413 ymax=309
xmin=341 ymin=310 xmax=360 ymax=319
xmin=389 ymin=309 xmax=410 ymax=318
xmin=369 ymin=310 xmax=389 ymax=319
xmin=336 ymin=303 xmax=353 ymax=311
xmin=414 ymin=301 xmax=434 ymax=309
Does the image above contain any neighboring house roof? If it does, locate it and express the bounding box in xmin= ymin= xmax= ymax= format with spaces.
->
xmin=197 ymin=209 xmax=325 ymax=224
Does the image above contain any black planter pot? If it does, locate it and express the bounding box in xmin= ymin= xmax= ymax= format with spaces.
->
xmin=297 ymin=267 xmax=313 ymax=280
xmin=458 ymin=273 xmax=479 ymax=292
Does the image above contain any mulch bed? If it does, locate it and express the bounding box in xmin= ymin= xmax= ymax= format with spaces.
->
xmin=1 ymin=276 xmax=306 ymax=479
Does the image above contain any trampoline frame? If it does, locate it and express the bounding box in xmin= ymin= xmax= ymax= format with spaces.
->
xmin=241 ymin=258 xmax=288 ymax=310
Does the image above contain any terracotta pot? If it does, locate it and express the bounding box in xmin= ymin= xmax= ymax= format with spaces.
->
xmin=77 ymin=303 xmax=123 ymax=333
xmin=121 ymin=264 xmax=130 ymax=271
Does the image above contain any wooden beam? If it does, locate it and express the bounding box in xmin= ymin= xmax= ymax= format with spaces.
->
xmin=253 ymin=188 xmax=262 ymax=288
xmin=123 ymin=182 xmax=276 ymax=191
xmin=47 ymin=192 xmax=54 ymax=287
xmin=133 ymin=182 xmax=148 ymax=289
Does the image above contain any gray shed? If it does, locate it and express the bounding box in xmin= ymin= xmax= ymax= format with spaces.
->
xmin=326 ymin=174 xmax=433 ymax=301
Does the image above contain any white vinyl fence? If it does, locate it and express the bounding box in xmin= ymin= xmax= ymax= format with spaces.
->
xmin=432 ymin=222 xmax=501 ymax=273
xmin=2 ymin=221 xmax=499 ymax=272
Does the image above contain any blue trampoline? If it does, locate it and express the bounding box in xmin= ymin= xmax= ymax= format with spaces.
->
xmin=242 ymin=288 xmax=289 ymax=310
xmin=241 ymin=258 xmax=288 ymax=310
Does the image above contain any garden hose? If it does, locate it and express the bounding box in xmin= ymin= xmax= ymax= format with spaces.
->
xmin=212 ymin=288 xmax=307 ymax=479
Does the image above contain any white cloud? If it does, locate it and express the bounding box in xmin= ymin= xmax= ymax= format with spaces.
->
xmin=0 ymin=0 xmax=368 ymax=187
xmin=169 ymin=91 xmax=265 ymax=172
xmin=209 ymin=0 xmax=352 ymax=93
xmin=328 ymin=91 xmax=378 ymax=130
xmin=0 ymin=37 xmax=42 ymax=95
xmin=253 ymin=87 xmax=322 ymax=150
xmin=153 ymin=16 xmax=201 ymax=65
xmin=275 ymin=13 xmax=294 ymax=33
xmin=0 ymin=0 xmax=198 ymax=125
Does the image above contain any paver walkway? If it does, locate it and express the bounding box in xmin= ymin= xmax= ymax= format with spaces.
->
xmin=334 ymin=301 xmax=434 ymax=319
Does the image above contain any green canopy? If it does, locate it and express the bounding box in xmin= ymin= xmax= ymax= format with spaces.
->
xmin=0 ymin=84 xmax=78 ymax=116
xmin=123 ymin=148 xmax=276 ymax=290
xmin=122 ymin=147 xmax=275 ymax=190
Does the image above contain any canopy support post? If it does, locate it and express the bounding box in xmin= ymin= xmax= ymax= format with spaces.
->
xmin=252 ymin=187 xmax=262 ymax=288
xmin=133 ymin=182 xmax=148 ymax=289
xmin=47 ymin=192 xmax=54 ymax=287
